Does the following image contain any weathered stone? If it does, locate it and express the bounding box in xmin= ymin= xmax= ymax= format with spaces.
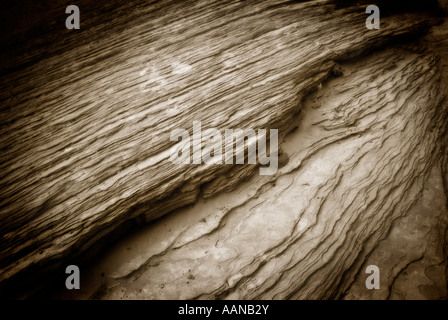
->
xmin=0 ymin=0 xmax=447 ymax=299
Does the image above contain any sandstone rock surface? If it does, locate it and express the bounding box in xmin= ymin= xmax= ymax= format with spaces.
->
xmin=0 ymin=0 xmax=447 ymax=299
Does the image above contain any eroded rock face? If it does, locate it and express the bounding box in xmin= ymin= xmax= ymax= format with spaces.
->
xmin=344 ymin=165 xmax=448 ymax=300
xmin=56 ymin=21 xmax=448 ymax=299
xmin=0 ymin=0 xmax=447 ymax=299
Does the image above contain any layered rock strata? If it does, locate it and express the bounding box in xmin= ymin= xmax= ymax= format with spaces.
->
xmin=0 ymin=0 xmax=447 ymax=298
xmin=58 ymin=20 xmax=448 ymax=298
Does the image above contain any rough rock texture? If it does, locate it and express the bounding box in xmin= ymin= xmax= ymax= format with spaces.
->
xmin=344 ymin=165 xmax=448 ymax=299
xmin=57 ymin=20 xmax=448 ymax=299
xmin=0 ymin=0 xmax=447 ymax=298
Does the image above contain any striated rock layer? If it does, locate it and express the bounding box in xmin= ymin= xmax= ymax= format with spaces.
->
xmin=57 ymin=19 xmax=448 ymax=299
xmin=0 ymin=0 xmax=447 ymax=298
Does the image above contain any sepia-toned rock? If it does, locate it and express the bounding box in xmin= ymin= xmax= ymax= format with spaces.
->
xmin=0 ymin=0 xmax=447 ymax=299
